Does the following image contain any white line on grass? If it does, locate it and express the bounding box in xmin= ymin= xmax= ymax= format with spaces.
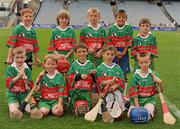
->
xmin=164 ymin=96 xmax=180 ymax=119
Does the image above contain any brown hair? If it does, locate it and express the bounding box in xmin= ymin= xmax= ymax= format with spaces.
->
xmin=139 ymin=18 xmax=151 ymax=26
xmin=136 ymin=52 xmax=151 ymax=61
xmin=44 ymin=54 xmax=58 ymax=63
xmin=56 ymin=9 xmax=70 ymax=25
xmin=74 ymin=44 xmax=88 ymax=52
xmin=87 ymin=8 xmax=100 ymax=16
xmin=102 ymin=44 xmax=117 ymax=53
xmin=13 ymin=47 xmax=26 ymax=55
xmin=20 ymin=8 xmax=33 ymax=17
xmin=115 ymin=9 xmax=127 ymax=18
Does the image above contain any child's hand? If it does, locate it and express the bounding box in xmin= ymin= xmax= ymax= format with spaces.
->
xmin=109 ymin=84 xmax=118 ymax=92
xmin=116 ymin=51 xmax=122 ymax=59
xmin=57 ymin=54 xmax=66 ymax=60
xmin=151 ymin=72 xmax=162 ymax=84
xmin=6 ymin=57 xmax=13 ymax=64
xmin=103 ymin=79 xmax=115 ymax=86
xmin=94 ymin=51 xmax=101 ymax=58
xmin=90 ymin=69 xmax=97 ymax=74
xmin=34 ymin=58 xmax=41 ymax=65
xmin=81 ymin=74 xmax=88 ymax=79
xmin=88 ymin=48 xmax=95 ymax=53
xmin=18 ymin=69 xmax=25 ymax=78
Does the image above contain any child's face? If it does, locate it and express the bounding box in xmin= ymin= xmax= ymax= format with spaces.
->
xmin=44 ymin=58 xmax=57 ymax=73
xmin=14 ymin=53 xmax=26 ymax=67
xmin=58 ymin=17 xmax=69 ymax=27
xmin=102 ymin=50 xmax=115 ymax=63
xmin=139 ymin=23 xmax=151 ymax=33
xmin=76 ymin=47 xmax=88 ymax=61
xmin=116 ymin=13 xmax=127 ymax=26
xmin=138 ymin=56 xmax=151 ymax=71
xmin=87 ymin=12 xmax=100 ymax=25
xmin=21 ymin=12 xmax=33 ymax=26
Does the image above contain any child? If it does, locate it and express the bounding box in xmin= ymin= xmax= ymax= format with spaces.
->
xmin=6 ymin=8 xmax=40 ymax=70
xmin=5 ymin=47 xmax=35 ymax=119
xmin=96 ymin=45 xmax=125 ymax=122
xmin=128 ymin=52 xmax=163 ymax=121
xmin=107 ymin=9 xmax=133 ymax=81
xmin=67 ymin=44 xmax=97 ymax=115
xmin=80 ymin=8 xmax=106 ymax=67
xmin=36 ymin=54 xmax=67 ymax=117
xmin=131 ymin=18 xmax=158 ymax=71
xmin=48 ymin=9 xmax=76 ymax=64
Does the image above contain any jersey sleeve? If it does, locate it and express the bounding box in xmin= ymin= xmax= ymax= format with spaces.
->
xmin=7 ymin=26 xmax=20 ymax=48
xmin=58 ymin=74 xmax=68 ymax=98
xmin=32 ymin=30 xmax=39 ymax=53
xmin=131 ymin=38 xmax=138 ymax=58
xmin=151 ymin=36 xmax=158 ymax=57
xmin=126 ymin=25 xmax=133 ymax=48
xmin=48 ymin=30 xmax=56 ymax=53
xmin=128 ymin=74 xmax=139 ymax=100
xmin=5 ymin=66 xmax=15 ymax=88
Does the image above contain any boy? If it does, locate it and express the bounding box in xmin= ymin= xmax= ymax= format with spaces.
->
xmin=5 ymin=47 xmax=35 ymax=119
xmin=107 ymin=9 xmax=133 ymax=81
xmin=48 ymin=9 xmax=76 ymax=64
xmin=80 ymin=8 xmax=106 ymax=67
xmin=96 ymin=45 xmax=125 ymax=122
xmin=128 ymin=52 xmax=163 ymax=121
xmin=36 ymin=54 xmax=67 ymax=117
xmin=67 ymin=44 xmax=97 ymax=116
xmin=6 ymin=8 xmax=40 ymax=70
xmin=131 ymin=18 xmax=158 ymax=70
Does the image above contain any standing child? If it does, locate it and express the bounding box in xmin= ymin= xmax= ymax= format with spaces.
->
xmin=48 ymin=9 xmax=76 ymax=64
xmin=6 ymin=8 xmax=40 ymax=70
xmin=107 ymin=9 xmax=133 ymax=81
xmin=128 ymin=52 xmax=163 ymax=123
xmin=96 ymin=45 xmax=125 ymax=123
xmin=80 ymin=8 xmax=106 ymax=67
xmin=67 ymin=44 xmax=97 ymax=116
xmin=131 ymin=18 xmax=158 ymax=71
xmin=5 ymin=47 xmax=35 ymax=119
xmin=36 ymin=54 xmax=67 ymax=117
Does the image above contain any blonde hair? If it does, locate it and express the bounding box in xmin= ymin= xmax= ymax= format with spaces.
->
xmin=136 ymin=52 xmax=151 ymax=61
xmin=56 ymin=9 xmax=70 ymax=25
xmin=13 ymin=47 xmax=26 ymax=55
xmin=139 ymin=18 xmax=151 ymax=26
xmin=44 ymin=54 xmax=58 ymax=63
xmin=87 ymin=8 xmax=100 ymax=16
xmin=20 ymin=8 xmax=33 ymax=17
xmin=102 ymin=44 xmax=117 ymax=53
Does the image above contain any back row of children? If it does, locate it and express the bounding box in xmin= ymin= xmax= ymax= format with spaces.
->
xmin=5 ymin=7 xmax=162 ymax=123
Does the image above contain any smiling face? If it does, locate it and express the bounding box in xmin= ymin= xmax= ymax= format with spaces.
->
xmin=76 ymin=47 xmax=88 ymax=61
xmin=14 ymin=53 xmax=26 ymax=67
xmin=58 ymin=17 xmax=69 ymax=27
xmin=115 ymin=13 xmax=127 ymax=26
xmin=44 ymin=58 xmax=57 ymax=73
xmin=137 ymin=55 xmax=151 ymax=72
xmin=21 ymin=12 xmax=33 ymax=26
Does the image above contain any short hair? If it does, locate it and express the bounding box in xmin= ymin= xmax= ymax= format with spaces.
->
xmin=102 ymin=44 xmax=117 ymax=53
xmin=115 ymin=9 xmax=127 ymax=18
xmin=44 ymin=54 xmax=58 ymax=63
xmin=87 ymin=8 xmax=100 ymax=16
xmin=136 ymin=52 xmax=151 ymax=61
xmin=13 ymin=47 xmax=26 ymax=55
xmin=56 ymin=9 xmax=70 ymax=25
xmin=74 ymin=44 xmax=88 ymax=52
xmin=20 ymin=8 xmax=33 ymax=17
xmin=139 ymin=18 xmax=151 ymax=26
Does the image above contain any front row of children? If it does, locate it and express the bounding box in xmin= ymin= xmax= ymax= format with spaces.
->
xmin=5 ymin=44 xmax=163 ymax=123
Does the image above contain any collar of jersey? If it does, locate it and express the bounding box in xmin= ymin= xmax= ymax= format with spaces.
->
xmin=137 ymin=31 xmax=152 ymax=39
xmin=11 ymin=62 xmax=29 ymax=71
xmin=88 ymin=23 xmax=101 ymax=30
xmin=57 ymin=26 xmax=69 ymax=31
xmin=114 ymin=23 xmax=127 ymax=29
xmin=76 ymin=60 xmax=90 ymax=66
xmin=102 ymin=62 xmax=116 ymax=68
xmin=19 ymin=22 xmax=32 ymax=31
xmin=135 ymin=68 xmax=152 ymax=78
xmin=46 ymin=70 xmax=59 ymax=79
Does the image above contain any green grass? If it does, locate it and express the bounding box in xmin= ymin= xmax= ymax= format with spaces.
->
xmin=0 ymin=28 xmax=179 ymax=129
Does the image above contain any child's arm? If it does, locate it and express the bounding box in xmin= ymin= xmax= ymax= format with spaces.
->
xmin=151 ymin=72 xmax=163 ymax=92
xmin=34 ymin=52 xmax=41 ymax=64
xmin=65 ymin=49 xmax=73 ymax=58
xmin=6 ymin=48 xmax=14 ymax=64
xmin=133 ymin=98 xmax=140 ymax=107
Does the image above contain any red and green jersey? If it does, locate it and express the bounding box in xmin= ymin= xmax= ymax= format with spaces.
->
xmin=67 ymin=60 xmax=95 ymax=90
xmin=40 ymin=70 xmax=67 ymax=99
xmin=128 ymin=69 xmax=158 ymax=106
xmin=7 ymin=22 xmax=39 ymax=58
xmin=96 ymin=63 xmax=125 ymax=93
xmin=131 ymin=32 xmax=158 ymax=57
xmin=80 ymin=24 xmax=106 ymax=66
xmin=107 ymin=23 xmax=133 ymax=48
xmin=48 ymin=26 xmax=76 ymax=64
xmin=5 ymin=62 xmax=34 ymax=93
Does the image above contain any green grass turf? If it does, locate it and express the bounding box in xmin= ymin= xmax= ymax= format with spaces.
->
xmin=0 ymin=28 xmax=179 ymax=129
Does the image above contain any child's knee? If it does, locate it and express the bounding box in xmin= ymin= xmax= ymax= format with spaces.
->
xmin=8 ymin=103 xmax=19 ymax=112
xmin=40 ymin=107 xmax=50 ymax=116
xmin=52 ymin=106 xmax=64 ymax=116
xmin=144 ymin=103 xmax=155 ymax=117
